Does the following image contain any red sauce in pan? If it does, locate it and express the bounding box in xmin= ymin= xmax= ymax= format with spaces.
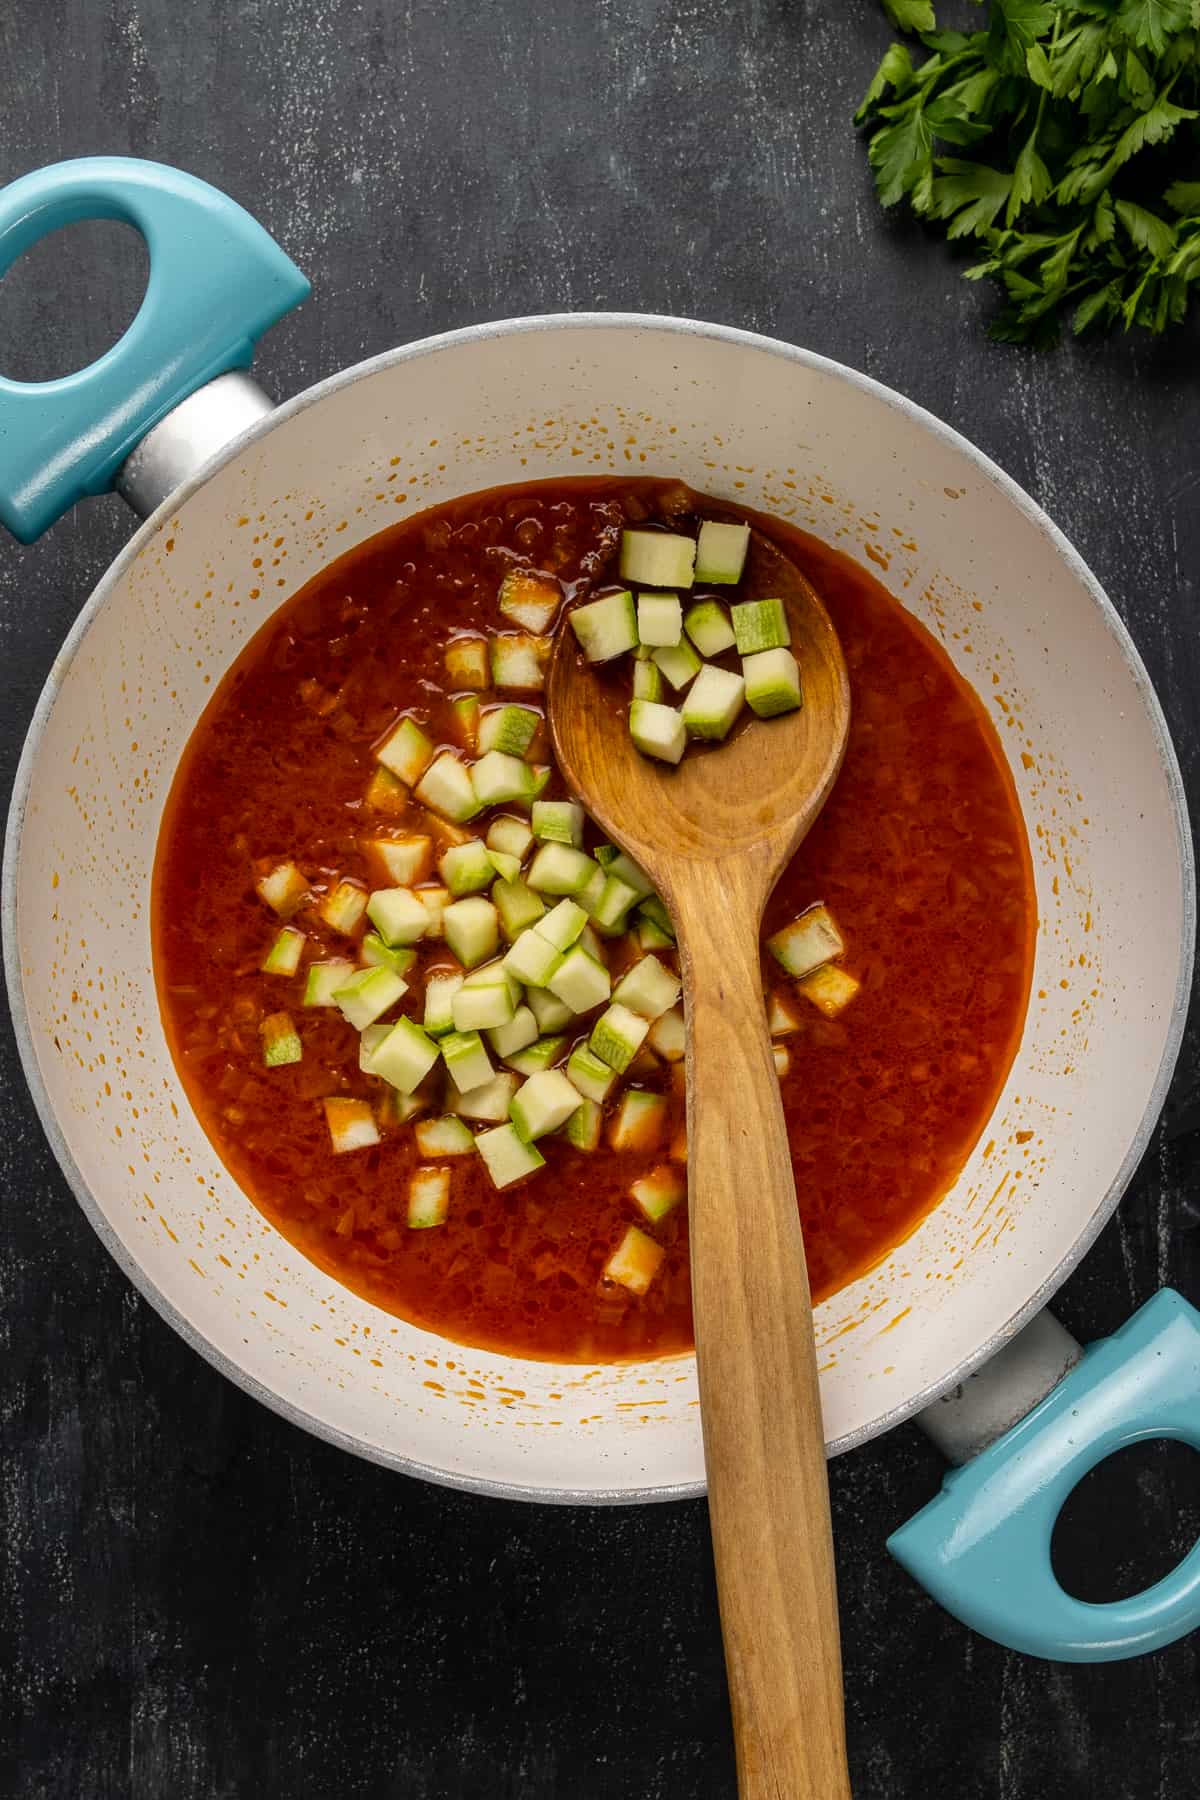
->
xmin=153 ymin=478 xmax=1034 ymax=1361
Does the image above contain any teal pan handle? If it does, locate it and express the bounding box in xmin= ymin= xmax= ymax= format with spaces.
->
xmin=0 ymin=157 xmax=309 ymax=542
xmin=889 ymin=1290 xmax=1200 ymax=1662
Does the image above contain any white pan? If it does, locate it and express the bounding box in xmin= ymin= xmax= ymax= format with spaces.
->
xmin=4 ymin=157 xmax=1199 ymax=1663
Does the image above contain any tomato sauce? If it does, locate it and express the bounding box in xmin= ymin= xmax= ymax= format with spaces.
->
xmin=153 ymin=478 xmax=1034 ymax=1361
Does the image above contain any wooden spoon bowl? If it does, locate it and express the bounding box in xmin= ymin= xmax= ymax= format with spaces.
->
xmin=548 ymin=526 xmax=853 ymax=1799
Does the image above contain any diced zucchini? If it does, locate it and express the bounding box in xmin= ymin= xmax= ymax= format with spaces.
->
xmin=526 ymin=987 xmax=573 ymax=1034
xmin=438 ymin=839 xmax=495 ymax=896
xmin=498 ymin=568 xmax=561 ymax=632
xmin=367 ymin=1016 xmax=440 ymax=1092
xmin=426 ymin=815 xmax=474 ymax=848
xmin=608 ymin=852 xmax=654 ymax=899
xmin=569 ymin=589 xmax=638 ymax=663
xmin=471 ymin=749 xmax=537 ymax=808
xmin=359 ymin=1021 xmax=391 ymax=1074
xmin=589 ymin=874 xmax=640 ymax=932
xmin=594 ymin=844 xmax=618 ymax=867
xmin=547 ymin=945 xmax=612 ymax=1014
xmin=613 ymin=954 xmax=682 ymax=1021
xmin=475 ymin=1121 xmax=545 ymax=1189
xmin=577 ymin=923 xmax=608 ymax=964
xmin=527 ymin=843 xmax=598 ymax=895
xmin=256 ymin=860 xmax=308 ymax=918
xmin=367 ymin=835 xmax=433 ymax=886
xmin=375 ymin=715 xmax=435 ymax=786
xmin=629 ymin=699 xmax=686 ymax=765
xmin=332 ymin=966 xmax=408 ymax=1030
xmin=565 ymin=1043 xmax=616 ymax=1104
xmin=319 ymin=879 xmax=368 ymax=935
xmin=365 ymin=886 xmax=429 ymax=947
xmin=441 ymin=1029 xmax=494 ymax=1093
xmin=413 ymin=1115 xmax=476 ymax=1158
xmin=361 ymin=934 xmax=418 ymax=976
xmin=323 ymin=1096 xmax=380 ymax=1155
xmin=443 ymin=896 xmax=500 ymax=968
xmin=563 ymin=1097 xmax=602 ymax=1152
xmin=650 ymin=640 xmax=702 ymax=693
xmin=767 ymin=904 xmax=845 ymax=978
xmin=260 ymin=1011 xmax=302 ymax=1067
xmin=450 ymin=694 xmax=480 ymax=751
xmin=528 ymin=764 xmax=552 ymax=802
xmin=768 ymin=992 xmax=800 ymax=1036
xmin=647 ymin=1006 xmax=686 ymax=1062
xmin=486 ymin=849 xmax=522 ymax=884
xmin=619 ymin=529 xmax=696 ymax=590
xmin=449 ymin=1070 xmax=521 ymax=1123
xmin=590 ymin=1002 xmax=650 ymax=1073
xmin=694 ymin=520 xmax=750 ymax=585
xmin=391 ymin=1083 xmax=435 ymax=1125
xmin=487 ymin=815 xmax=534 ymax=861
xmin=491 ymin=632 xmax=549 ymax=690
xmin=773 ymin=1043 xmax=791 ymax=1079
xmin=424 ymin=971 xmax=464 ymax=1036
xmin=503 ymin=927 xmax=565 ymax=989
xmin=510 ymin=1068 xmax=583 ymax=1141
xmin=636 ymin=915 xmax=674 ymax=952
xmin=303 ymin=958 xmax=355 ymax=1007
xmin=682 ymin=664 xmax=746 ymax=741
xmin=534 ymin=898 xmax=589 ymax=951
xmin=445 ymin=635 xmax=490 ymax=689
xmin=630 ymin=1164 xmax=685 ymax=1223
xmin=604 ymin=1224 xmax=664 ymax=1294
xmin=636 ymin=591 xmax=683 ymax=647
xmin=486 ymin=1004 xmax=539 ymax=1059
xmin=416 ymin=886 xmax=452 ymax=938
xmin=684 ymin=598 xmax=737 ymax=657
xmin=261 ymin=926 xmax=304 ymax=976
xmin=505 ymin=1034 xmax=567 ymax=1075
xmin=633 ymin=658 xmax=664 ymax=702
xmin=531 ymin=800 xmax=584 ymax=848
xmin=732 ymin=598 xmax=790 ymax=656
xmin=492 ymin=876 xmax=546 ymax=940
xmin=610 ymin=1090 xmax=668 ymax=1152
xmin=578 ymin=864 xmax=608 ymax=916
xmin=364 ymin=767 xmax=409 ymax=815
xmin=452 ymin=969 xmax=517 ymax=1032
xmin=798 ymin=963 xmax=861 ymax=1017
xmin=408 ymin=1166 xmax=451 ymax=1228
xmin=478 ymin=703 xmax=540 ymax=758
xmin=638 ymin=895 xmax=675 ymax=939
xmin=414 ymin=752 xmax=481 ymax=822
xmin=743 ymin=647 xmax=803 ymax=718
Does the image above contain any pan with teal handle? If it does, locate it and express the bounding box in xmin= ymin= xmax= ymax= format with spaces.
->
xmin=0 ymin=157 xmax=1197 ymax=1668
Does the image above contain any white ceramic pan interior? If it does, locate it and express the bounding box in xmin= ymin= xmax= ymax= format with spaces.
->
xmin=5 ymin=318 xmax=1191 ymax=1501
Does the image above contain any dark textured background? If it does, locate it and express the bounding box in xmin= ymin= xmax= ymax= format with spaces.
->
xmin=2 ymin=2 xmax=1199 ymax=1795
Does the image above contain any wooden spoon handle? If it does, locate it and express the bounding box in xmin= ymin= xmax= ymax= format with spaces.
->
xmin=676 ymin=865 xmax=851 ymax=1800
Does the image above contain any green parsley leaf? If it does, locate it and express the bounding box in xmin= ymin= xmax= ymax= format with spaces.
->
xmin=1116 ymin=0 xmax=1193 ymax=59
xmin=881 ymin=0 xmax=937 ymax=30
xmin=1115 ymin=198 xmax=1178 ymax=257
xmin=1165 ymin=179 xmax=1200 ymax=212
xmin=986 ymin=1 xmax=1057 ymax=76
xmin=856 ymin=1 xmax=1200 ymax=343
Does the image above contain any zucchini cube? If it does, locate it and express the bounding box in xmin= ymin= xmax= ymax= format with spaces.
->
xmin=475 ymin=1121 xmax=545 ymax=1188
xmin=509 ymin=1068 xmax=583 ymax=1141
xmin=369 ymin=1016 xmax=441 ymax=1093
xmin=604 ymin=1225 xmax=665 ymax=1294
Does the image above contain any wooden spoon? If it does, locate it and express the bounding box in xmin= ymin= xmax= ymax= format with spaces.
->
xmin=548 ymin=527 xmax=853 ymax=1799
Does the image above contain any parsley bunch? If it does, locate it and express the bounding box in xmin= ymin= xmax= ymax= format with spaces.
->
xmin=856 ymin=1 xmax=1200 ymax=343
